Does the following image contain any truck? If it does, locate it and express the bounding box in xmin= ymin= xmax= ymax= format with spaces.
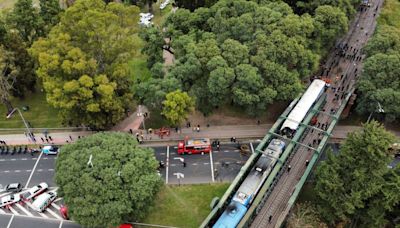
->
xmin=177 ymin=138 xmax=211 ymax=155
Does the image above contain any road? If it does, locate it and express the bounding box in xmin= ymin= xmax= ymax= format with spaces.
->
xmin=1 ymin=124 xmax=400 ymax=147
xmin=0 ymin=143 xmax=251 ymax=227
xmin=250 ymin=1 xmax=384 ymax=227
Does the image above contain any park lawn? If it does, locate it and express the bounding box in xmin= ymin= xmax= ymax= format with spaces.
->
xmin=143 ymin=183 xmax=229 ymax=228
xmin=0 ymin=91 xmax=62 ymax=129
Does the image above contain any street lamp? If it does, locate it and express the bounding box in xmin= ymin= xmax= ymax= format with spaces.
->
xmin=367 ymin=102 xmax=384 ymax=123
xmin=6 ymin=108 xmax=33 ymax=141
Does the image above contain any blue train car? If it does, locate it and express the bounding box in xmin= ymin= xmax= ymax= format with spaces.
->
xmin=213 ymin=201 xmax=248 ymax=228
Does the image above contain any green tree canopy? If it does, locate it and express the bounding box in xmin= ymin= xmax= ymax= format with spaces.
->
xmin=314 ymin=121 xmax=397 ymax=225
xmin=55 ymin=132 xmax=162 ymax=228
xmin=161 ymin=90 xmax=195 ymax=126
xmin=139 ymin=0 xmax=353 ymax=116
xmin=30 ymin=0 xmax=141 ymax=129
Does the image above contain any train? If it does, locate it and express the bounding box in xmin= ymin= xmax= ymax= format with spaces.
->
xmin=212 ymin=139 xmax=286 ymax=228
xmin=280 ymin=79 xmax=326 ymax=137
xmin=211 ymin=79 xmax=328 ymax=227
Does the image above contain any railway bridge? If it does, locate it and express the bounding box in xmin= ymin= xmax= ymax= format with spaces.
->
xmin=201 ymin=0 xmax=384 ymax=227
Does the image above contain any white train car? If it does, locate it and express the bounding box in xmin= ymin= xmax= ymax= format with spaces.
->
xmin=280 ymin=79 xmax=326 ymax=137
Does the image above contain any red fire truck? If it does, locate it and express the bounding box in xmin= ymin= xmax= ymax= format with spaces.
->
xmin=177 ymin=138 xmax=211 ymax=155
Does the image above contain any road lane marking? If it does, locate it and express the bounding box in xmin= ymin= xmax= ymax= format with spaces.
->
xmin=170 ymin=152 xmax=176 ymax=155
xmin=15 ymin=203 xmax=33 ymax=217
xmin=6 ymin=214 xmax=14 ymax=228
xmin=53 ymin=198 xmax=63 ymax=203
xmin=43 ymin=157 xmax=48 ymax=160
xmin=46 ymin=207 xmax=63 ymax=220
xmin=51 ymin=203 xmax=61 ymax=210
xmin=26 ymin=170 xmax=32 ymax=172
xmin=0 ymin=192 xmax=10 ymax=197
xmin=48 ymin=169 xmax=55 ymax=172
xmin=210 ymin=151 xmax=215 ymax=182
xmin=224 ymin=150 xmax=229 ymax=152
xmin=160 ymin=153 xmax=165 ymax=155
xmin=166 ymin=146 xmax=169 ymax=184
xmin=0 ymin=159 xmax=5 ymax=161
xmin=4 ymin=170 xmax=9 ymax=173
xmin=37 ymin=169 xmax=43 ymax=172
xmin=59 ymin=220 xmax=63 ymax=228
xmin=192 ymin=163 xmax=198 ymax=166
xmin=32 ymin=158 xmax=37 ymax=160
xmin=204 ymin=162 xmax=209 ymax=165
xmin=170 ymin=164 xmax=176 ymax=167
xmin=9 ymin=206 xmax=20 ymax=215
xmin=11 ymin=159 xmax=16 ymax=161
xmin=234 ymin=149 xmax=240 ymax=152
xmin=14 ymin=170 xmax=20 ymax=173
xmin=21 ymin=158 xmax=27 ymax=160
xmin=25 ymin=152 xmax=43 ymax=187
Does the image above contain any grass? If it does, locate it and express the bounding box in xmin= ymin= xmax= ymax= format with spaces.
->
xmin=143 ymin=183 xmax=229 ymax=228
xmin=0 ymin=91 xmax=62 ymax=129
xmin=146 ymin=109 xmax=169 ymax=129
xmin=378 ymin=0 xmax=400 ymax=29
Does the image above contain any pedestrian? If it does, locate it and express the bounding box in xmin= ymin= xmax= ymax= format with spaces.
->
xmin=69 ymin=135 xmax=73 ymax=141
xmin=287 ymin=165 xmax=291 ymax=172
xmin=196 ymin=125 xmax=200 ymax=132
xmin=207 ymin=123 xmax=210 ymax=128
xmin=232 ymin=137 xmax=236 ymax=143
xmin=45 ymin=138 xmax=49 ymax=143
xmin=306 ymin=160 xmax=309 ymax=166
xmin=78 ymin=136 xmax=81 ymax=139
xmin=66 ymin=140 xmax=69 ymax=143
xmin=268 ymin=215 xmax=272 ymax=223
xmin=183 ymin=161 xmax=186 ymax=167
xmin=217 ymin=144 xmax=220 ymax=151
xmin=41 ymin=137 xmax=44 ymax=143
xmin=129 ymin=129 xmax=133 ymax=134
xmin=175 ymin=127 xmax=178 ymax=133
xmin=30 ymin=149 xmax=34 ymax=157
xmin=49 ymin=136 xmax=53 ymax=141
xmin=257 ymin=120 xmax=261 ymax=125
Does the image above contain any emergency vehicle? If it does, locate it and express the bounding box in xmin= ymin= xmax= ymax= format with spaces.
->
xmin=177 ymin=138 xmax=211 ymax=155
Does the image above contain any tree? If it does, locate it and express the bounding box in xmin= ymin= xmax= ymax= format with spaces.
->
xmin=39 ymin=0 xmax=63 ymax=34
xmin=30 ymin=0 xmax=141 ymax=129
xmin=55 ymin=132 xmax=162 ymax=228
xmin=0 ymin=45 xmax=16 ymax=113
xmin=7 ymin=0 xmax=44 ymax=44
xmin=287 ymin=202 xmax=328 ymax=228
xmin=313 ymin=5 xmax=348 ymax=51
xmin=139 ymin=27 xmax=165 ymax=68
xmin=161 ymin=90 xmax=195 ymax=126
xmin=356 ymin=53 xmax=400 ymax=122
xmin=314 ymin=121 xmax=396 ymax=224
xmin=0 ymin=19 xmax=36 ymax=99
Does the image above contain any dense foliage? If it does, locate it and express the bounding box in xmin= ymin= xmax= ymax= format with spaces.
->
xmin=30 ymin=0 xmax=141 ymax=129
xmin=356 ymin=13 xmax=400 ymax=122
xmin=315 ymin=121 xmax=399 ymax=226
xmin=55 ymin=132 xmax=162 ymax=227
xmin=161 ymin=90 xmax=195 ymax=126
xmin=139 ymin=0 xmax=349 ymax=115
xmin=0 ymin=0 xmax=61 ymax=112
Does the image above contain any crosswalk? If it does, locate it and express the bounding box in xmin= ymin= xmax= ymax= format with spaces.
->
xmin=1 ymin=193 xmax=65 ymax=220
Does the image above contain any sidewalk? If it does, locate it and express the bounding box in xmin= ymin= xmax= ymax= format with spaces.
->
xmin=1 ymin=124 xmax=398 ymax=147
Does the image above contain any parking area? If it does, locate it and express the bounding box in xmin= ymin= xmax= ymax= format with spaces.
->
xmin=0 ymin=213 xmax=80 ymax=228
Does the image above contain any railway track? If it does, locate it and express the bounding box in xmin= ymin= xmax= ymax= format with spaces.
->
xmin=250 ymin=1 xmax=384 ymax=227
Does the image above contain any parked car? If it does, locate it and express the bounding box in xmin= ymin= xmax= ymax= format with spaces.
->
xmin=5 ymin=183 xmax=22 ymax=193
xmin=60 ymin=204 xmax=68 ymax=220
xmin=0 ymin=194 xmax=21 ymax=208
xmin=41 ymin=145 xmax=60 ymax=155
xmin=139 ymin=13 xmax=153 ymax=20
xmin=31 ymin=191 xmax=57 ymax=212
xmin=20 ymin=182 xmax=48 ymax=201
xmin=119 ymin=224 xmax=134 ymax=228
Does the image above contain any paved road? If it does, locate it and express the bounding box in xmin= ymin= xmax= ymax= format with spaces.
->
xmin=1 ymin=124 xmax=399 ymax=147
xmin=0 ymin=143 xmax=251 ymax=227
xmin=250 ymin=1 xmax=384 ymax=227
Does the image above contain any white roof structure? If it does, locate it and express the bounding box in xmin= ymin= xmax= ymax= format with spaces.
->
xmin=280 ymin=79 xmax=326 ymax=135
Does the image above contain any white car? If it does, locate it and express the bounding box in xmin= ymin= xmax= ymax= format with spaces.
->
xmin=139 ymin=13 xmax=154 ymax=20
xmin=0 ymin=194 xmax=21 ymax=208
xmin=138 ymin=20 xmax=153 ymax=27
xmin=20 ymin=182 xmax=48 ymax=201
xmin=32 ymin=191 xmax=57 ymax=212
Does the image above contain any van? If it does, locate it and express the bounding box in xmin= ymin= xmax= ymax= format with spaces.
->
xmin=31 ymin=191 xmax=57 ymax=212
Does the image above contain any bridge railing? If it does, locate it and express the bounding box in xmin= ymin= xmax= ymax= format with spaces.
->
xmin=200 ymin=97 xmax=300 ymax=228
xmin=238 ymin=93 xmax=327 ymax=227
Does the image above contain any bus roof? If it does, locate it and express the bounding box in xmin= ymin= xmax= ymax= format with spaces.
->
xmin=186 ymin=138 xmax=210 ymax=146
